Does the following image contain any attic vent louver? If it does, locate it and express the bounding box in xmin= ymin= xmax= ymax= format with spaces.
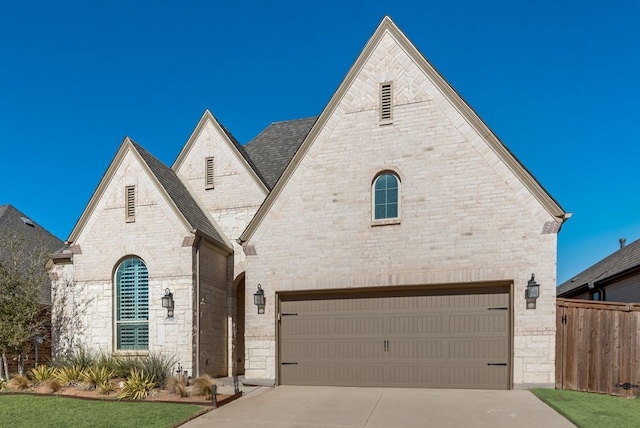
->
xmin=380 ymin=82 xmax=393 ymax=122
xmin=125 ymin=185 xmax=135 ymax=222
xmin=205 ymin=157 xmax=214 ymax=189
xmin=20 ymin=217 xmax=34 ymax=227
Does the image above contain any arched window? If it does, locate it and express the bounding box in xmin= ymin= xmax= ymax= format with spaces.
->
xmin=115 ymin=257 xmax=149 ymax=350
xmin=373 ymin=172 xmax=400 ymax=220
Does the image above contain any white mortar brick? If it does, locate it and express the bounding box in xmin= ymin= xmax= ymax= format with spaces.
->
xmin=245 ymin=31 xmax=559 ymax=388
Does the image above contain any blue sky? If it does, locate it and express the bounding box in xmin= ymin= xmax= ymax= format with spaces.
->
xmin=1 ymin=1 xmax=638 ymax=284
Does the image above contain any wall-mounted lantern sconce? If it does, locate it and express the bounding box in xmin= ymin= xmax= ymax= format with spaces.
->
xmin=525 ymin=274 xmax=540 ymax=309
xmin=254 ymin=284 xmax=265 ymax=314
xmin=162 ymin=288 xmax=175 ymax=318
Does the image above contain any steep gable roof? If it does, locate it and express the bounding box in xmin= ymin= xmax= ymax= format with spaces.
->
xmin=130 ymin=141 xmax=227 ymax=247
xmin=244 ymin=117 xmax=318 ymax=189
xmin=241 ymin=16 xmax=568 ymax=242
xmin=172 ymin=110 xmax=269 ymax=191
xmin=557 ymin=239 xmax=640 ymax=296
xmin=0 ymin=204 xmax=64 ymax=305
xmin=68 ymin=138 xmax=230 ymax=251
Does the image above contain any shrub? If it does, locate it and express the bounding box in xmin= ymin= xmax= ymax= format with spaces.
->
xmin=97 ymin=379 xmax=115 ymax=395
xmin=110 ymin=356 xmax=141 ymax=379
xmin=41 ymin=378 xmax=62 ymax=393
xmin=29 ymin=365 xmax=56 ymax=384
xmin=80 ymin=366 xmax=114 ymax=390
xmin=190 ymin=375 xmax=214 ymax=397
xmin=166 ymin=375 xmax=189 ymax=397
xmin=54 ymin=365 xmax=83 ymax=386
xmin=92 ymin=351 xmax=115 ymax=370
xmin=138 ymin=352 xmax=174 ymax=388
xmin=7 ymin=374 xmax=30 ymax=391
xmin=118 ymin=368 xmax=157 ymax=400
xmin=53 ymin=348 xmax=95 ymax=370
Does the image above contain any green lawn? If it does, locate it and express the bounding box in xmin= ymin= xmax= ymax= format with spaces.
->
xmin=532 ymin=388 xmax=640 ymax=428
xmin=0 ymin=394 xmax=208 ymax=428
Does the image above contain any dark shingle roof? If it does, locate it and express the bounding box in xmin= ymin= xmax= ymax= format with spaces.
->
xmin=130 ymin=141 xmax=228 ymax=249
xmin=244 ymin=117 xmax=318 ymax=189
xmin=0 ymin=205 xmax=65 ymax=305
xmin=557 ymin=239 xmax=640 ymax=296
xmin=217 ymin=121 xmax=269 ymax=187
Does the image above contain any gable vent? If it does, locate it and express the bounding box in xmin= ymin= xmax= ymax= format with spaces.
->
xmin=380 ymin=82 xmax=393 ymax=122
xmin=205 ymin=157 xmax=214 ymax=189
xmin=125 ymin=185 xmax=135 ymax=222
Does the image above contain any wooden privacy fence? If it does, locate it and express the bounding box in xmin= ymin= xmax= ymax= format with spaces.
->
xmin=556 ymin=298 xmax=640 ymax=397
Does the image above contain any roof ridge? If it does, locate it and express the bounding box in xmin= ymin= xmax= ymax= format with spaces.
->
xmin=269 ymin=116 xmax=319 ymax=125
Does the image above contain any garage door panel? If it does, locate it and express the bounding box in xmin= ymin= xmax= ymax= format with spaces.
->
xmin=448 ymin=313 xmax=507 ymax=334
xmin=280 ymin=317 xmax=331 ymax=336
xmin=335 ymin=340 xmax=385 ymax=359
xmin=279 ymin=286 xmax=510 ymax=389
xmin=282 ymin=341 xmax=331 ymax=359
xmin=335 ymin=316 xmax=385 ymax=335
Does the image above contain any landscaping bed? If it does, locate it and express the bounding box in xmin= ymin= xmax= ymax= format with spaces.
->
xmin=1 ymin=350 xmax=241 ymax=407
xmin=8 ymin=382 xmax=239 ymax=406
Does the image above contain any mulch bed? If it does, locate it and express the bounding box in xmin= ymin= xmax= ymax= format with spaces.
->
xmin=6 ymin=385 xmax=242 ymax=407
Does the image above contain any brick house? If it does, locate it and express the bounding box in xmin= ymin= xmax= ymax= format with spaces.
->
xmin=50 ymin=17 xmax=568 ymax=389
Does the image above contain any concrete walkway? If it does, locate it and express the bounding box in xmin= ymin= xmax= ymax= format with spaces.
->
xmin=182 ymin=386 xmax=574 ymax=428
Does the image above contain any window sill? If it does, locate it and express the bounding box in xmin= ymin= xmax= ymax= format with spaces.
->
xmin=371 ymin=218 xmax=401 ymax=227
xmin=113 ymin=350 xmax=149 ymax=356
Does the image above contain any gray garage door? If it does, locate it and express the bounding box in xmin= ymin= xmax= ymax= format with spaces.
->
xmin=278 ymin=286 xmax=510 ymax=389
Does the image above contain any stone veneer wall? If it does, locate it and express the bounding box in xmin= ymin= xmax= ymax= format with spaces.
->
xmin=55 ymin=150 xmax=197 ymax=373
xmin=244 ymin=31 xmax=559 ymax=388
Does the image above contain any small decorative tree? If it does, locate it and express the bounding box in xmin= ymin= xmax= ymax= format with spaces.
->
xmin=0 ymin=231 xmax=49 ymax=380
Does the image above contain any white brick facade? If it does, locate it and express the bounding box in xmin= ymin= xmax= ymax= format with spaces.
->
xmin=174 ymin=112 xmax=267 ymax=280
xmin=243 ymin=27 xmax=563 ymax=388
xmin=50 ymin=17 xmax=565 ymax=389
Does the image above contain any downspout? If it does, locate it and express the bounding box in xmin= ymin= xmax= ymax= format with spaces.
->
xmin=195 ymin=233 xmax=202 ymax=377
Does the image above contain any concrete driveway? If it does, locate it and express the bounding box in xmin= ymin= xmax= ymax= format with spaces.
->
xmin=182 ymin=386 xmax=574 ymax=428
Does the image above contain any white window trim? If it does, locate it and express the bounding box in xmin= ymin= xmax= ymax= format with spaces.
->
xmin=371 ymin=171 xmax=401 ymax=225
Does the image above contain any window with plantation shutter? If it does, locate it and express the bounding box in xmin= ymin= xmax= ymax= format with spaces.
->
xmin=205 ymin=157 xmax=214 ymax=189
xmin=380 ymin=82 xmax=393 ymax=122
xmin=115 ymin=257 xmax=149 ymax=350
xmin=125 ymin=185 xmax=135 ymax=222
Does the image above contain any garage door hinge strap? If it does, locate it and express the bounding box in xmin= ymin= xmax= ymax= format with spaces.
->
xmin=281 ymin=362 xmax=298 ymax=365
xmin=282 ymin=313 xmax=298 ymax=316
xmin=487 ymin=307 xmax=508 ymax=310
xmin=487 ymin=363 xmax=507 ymax=366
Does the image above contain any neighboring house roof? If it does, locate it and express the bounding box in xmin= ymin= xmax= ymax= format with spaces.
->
xmin=240 ymin=16 xmax=569 ymax=243
xmin=68 ymin=138 xmax=231 ymax=252
xmin=557 ymin=239 xmax=640 ymax=297
xmin=244 ymin=117 xmax=318 ymax=189
xmin=0 ymin=204 xmax=64 ymax=305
